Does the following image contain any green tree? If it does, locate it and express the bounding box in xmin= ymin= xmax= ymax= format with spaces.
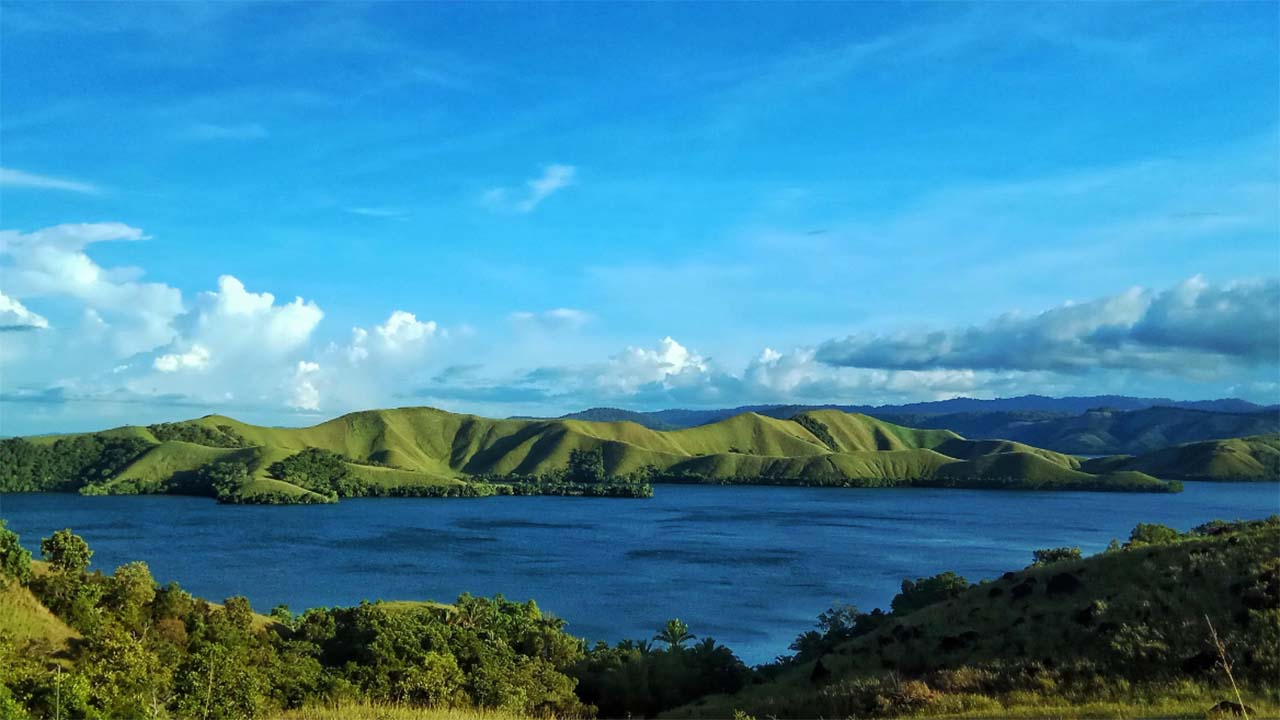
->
xmin=891 ymin=571 xmax=970 ymax=615
xmin=1031 ymin=546 xmax=1082 ymax=566
xmin=107 ymin=561 xmax=157 ymax=631
xmin=0 ymin=520 xmax=32 ymax=586
xmin=655 ymin=619 xmax=696 ymax=650
xmin=567 ymin=447 xmax=606 ymax=484
xmin=41 ymin=528 xmax=92 ymax=574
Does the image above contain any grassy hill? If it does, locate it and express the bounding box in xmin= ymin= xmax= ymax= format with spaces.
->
xmin=668 ymin=517 xmax=1280 ymax=719
xmin=926 ymin=404 xmax=1280 ymax=453
xmin=554 ymin=404 xmax=1280 ymax=455
xmin=1082 ymin=434 xmax=1280 ymax=481
xmin=2 ymin=406 xmax=1183 ymax=503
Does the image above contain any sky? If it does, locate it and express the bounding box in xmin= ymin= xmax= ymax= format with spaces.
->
xmin=1 ymin=2 xmax=1278 ymax=435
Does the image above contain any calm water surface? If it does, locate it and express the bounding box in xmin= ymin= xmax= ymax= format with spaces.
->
xmin=3 ymin=483 xmax=1276 ymax=664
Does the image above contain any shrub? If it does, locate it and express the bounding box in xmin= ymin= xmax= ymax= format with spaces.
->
xmin=1032 ymin=546 xmax=1082 ymax=566
xmin=0 ymin=520 xmax=32 ymax=586
xmin=1128 ymin=523 xmax=1181 ymax=547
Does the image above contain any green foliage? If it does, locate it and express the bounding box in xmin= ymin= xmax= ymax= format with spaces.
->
xmin=566 ymin=447 xmax=606 ymax=483
xmin=41 ymin=528 xmax=92 ymax=574
xmin=0 ymin=435 xmax=151 ymax=492
xmin=269 ymin=448 xmax=364 ymax=498
xmin=195 ymin=459 xmax=254 ymax=500
xmin=574 ymin=623 xmax=750 ymax=718
xmin=1031 ymin=546 xmax=1083 ymax=566
xmin=1127 ymin=522 xmax=1180 ymax=546
xmin=655 ymin=618 xmax=696 ymax=650
xmin=0 ymin=520 xmax=32 ymax=586
xmin=890 ymin=571 xmax=970 ymax=615
xmin=148 ymin=421 xmax=250 ymax=448
xmin=792 ymin=414 xmax=838 ymax=450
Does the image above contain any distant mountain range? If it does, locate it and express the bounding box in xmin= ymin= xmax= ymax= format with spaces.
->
xmin=539 ymin=396 xmax=1279 ymax=455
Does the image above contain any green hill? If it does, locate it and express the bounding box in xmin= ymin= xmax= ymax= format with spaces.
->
xmin=667 ymin=517 xmax=1280 ymax=719
xmin=1 ymin=406 xmax=1182 ymax=503
xmin=1082 ymin=434 xmax=1280 ymax=481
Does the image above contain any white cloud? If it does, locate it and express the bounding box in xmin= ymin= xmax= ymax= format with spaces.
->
xmin=0 ymin=222 xmax=181 ymax=355
xmin=153 ymin=345 xmax=210 ymax=372
xmin=0 ymin=167 xmax=102 ymax=194
xmin=482 ymin=164 xmax=576 ymax=213
xmin=291 ymin=360 xmax=321 ymax=410
xmin=341 ymin=310 xmax=440 ymax=367
xmin=0 ymin=291 xmax=49 ymax=331
xmin=605 ymin=336 xmax=708 ymax=393
xmin=186 ymin=275 xmax=324 ymax=356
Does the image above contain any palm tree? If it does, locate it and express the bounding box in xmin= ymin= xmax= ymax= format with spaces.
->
xmin=654 ymin=618 xmax=696 ymax=650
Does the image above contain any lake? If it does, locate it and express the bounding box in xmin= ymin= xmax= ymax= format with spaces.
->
xmin=3 ymin=483 xmax=1277 ymax=664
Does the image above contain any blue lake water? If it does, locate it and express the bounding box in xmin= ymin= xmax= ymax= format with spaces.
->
xmin=2 ymin=483 xmax=1277 ymax=664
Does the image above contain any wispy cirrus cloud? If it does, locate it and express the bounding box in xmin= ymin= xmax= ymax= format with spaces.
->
xmin=510 ymin=308 xmax=593 ymax=332
xmin=182 ymin=122 xmax=268 ymax=141
xmin=344 ymin=206 xmax=410 ymax=219
xmin=482 ymin=164 xmax=576 ymax=213
xmin=0 ymin=167 xmax=102 ymax=194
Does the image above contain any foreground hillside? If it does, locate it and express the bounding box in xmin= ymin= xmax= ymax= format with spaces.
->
xmin=668 ymin=517 xmax=1280 ymax=719
xmin=3 ymin=518 xmax=1275 ymax=719
xmin=0 ymin=407 xmax=1183 ymax=503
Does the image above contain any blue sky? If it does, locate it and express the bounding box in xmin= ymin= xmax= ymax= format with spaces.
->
xmin=1 ymin=2 xmax=1277 ymax=434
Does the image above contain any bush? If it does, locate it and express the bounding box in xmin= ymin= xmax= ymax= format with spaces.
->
xmin=1128 ymin=523 xmax=1181 ymax=547
xmin=892 ymin=572 xmax=970 ymax=615
xmin=0 ymin=520 xmax=32 ymax=586
xmin=1032 ymin=547 xmax=1082 ymax=566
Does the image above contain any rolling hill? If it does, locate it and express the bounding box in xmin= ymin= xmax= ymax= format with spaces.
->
xmin=551 ymin=403 xmax=1280 ymax=455
xmin=2 ymin=407 xmax=1185 ymax=503
xmin=1082 ymin=434 xmax=1280 ymax=481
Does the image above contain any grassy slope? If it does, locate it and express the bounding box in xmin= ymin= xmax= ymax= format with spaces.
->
xmin=0 ymin=581 xmax=78 ymax=653
xmin=30 ymin=406 xmax=1182 ymax=499
xmin=671 ymin=519 xmax=1280 ymax=719
xmin=1083 ymin=434 xmax=1280 ymax=481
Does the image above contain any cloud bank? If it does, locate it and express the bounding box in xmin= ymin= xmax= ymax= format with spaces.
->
xmin=815 ymin=277 xmax=1278 ymax=373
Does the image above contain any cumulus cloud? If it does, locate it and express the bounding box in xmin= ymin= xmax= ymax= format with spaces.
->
xmin=412 ymin=336 xmax=1041 ymax=412
xmin=0 ymin=167 xmax=101 ymax=194
xmin=606 ymin=336 xmax=709 ymax=394
xmin=291 ymin=361 xmax=321 ymax=411
xmin=816 ymin=277 xmax=1279 ymax=374
xmin=342 ymin=310 xmax=440 ymax=366
xmin=482 ymin=164 xmax=576 ymax=213
xmin=0 ymin=291 xmax=49 ymax=331
xmin=153 ymin=345 xmax=210 ymax=372
xmin=0 ymin=222 xmax=182 ymax=354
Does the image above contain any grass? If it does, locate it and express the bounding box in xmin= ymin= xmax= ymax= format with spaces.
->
xmin=1082 ymin=434 xmax=1280 ymax=481
xmin=19 ymin=405 xmax=1192 ymax=502
xmin=0 ymin=581 xmax=79 ymax=653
